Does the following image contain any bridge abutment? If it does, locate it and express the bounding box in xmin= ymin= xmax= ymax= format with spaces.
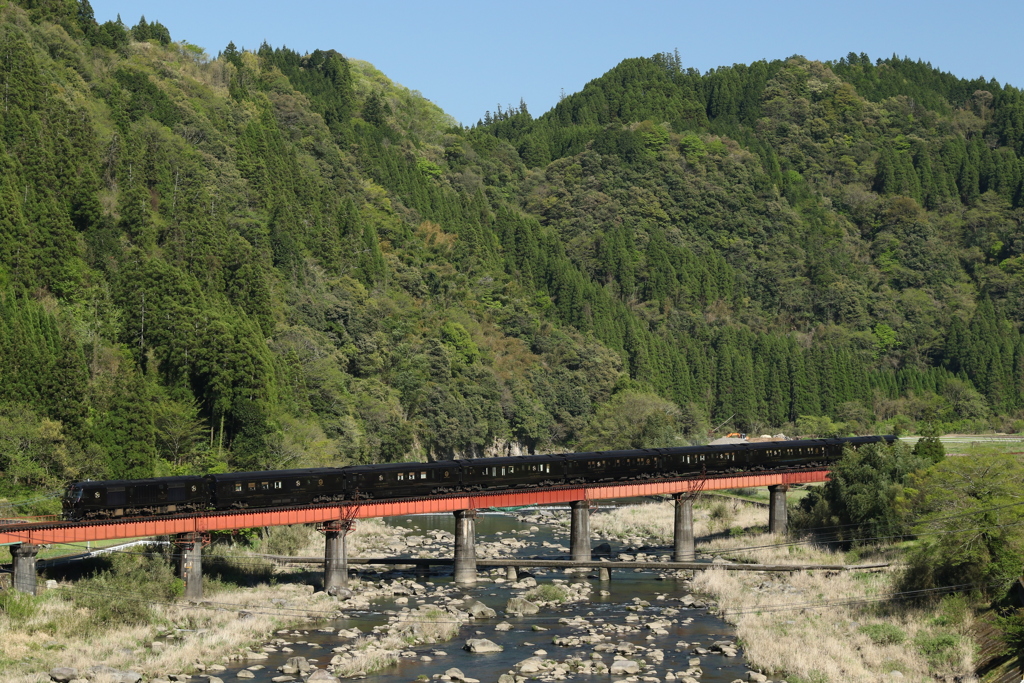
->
xmin=768 ymin=484 xmax=789 ymax=534
xmin=324 ymin=520 xmax=353 ymax=594
xmin=673 ymin=493 xmax=696 ymax=561
xmin=11 ymin=543 xmax=39 ymax=595
xmin=176 ymin=533 xmax=203 ymax=601
xmin=569 ymin=500 xmax=591 ymax=563
xmin=453 ymin=509 xmax=477 ymax=585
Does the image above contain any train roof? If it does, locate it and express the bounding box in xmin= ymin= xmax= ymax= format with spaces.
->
xmin=344 ymin=461 xmax=455 ymax=474
xmin=457 ymin=455 xmax=564 ymax=467
xmin=206 ymin=468 xmax=342 ymax=481
xmin=68 ymin=476 xmax=204 ymax=488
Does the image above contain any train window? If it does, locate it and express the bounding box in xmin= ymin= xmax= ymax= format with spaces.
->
xmin=378 ymin=475 xmax=384 ymax=481
xmin=546 ymin=464 xmax=550 ymax=473
xmin=318 ymin=479 xmax=324 ymax=486
xmin=248 ymin=482 xmax=256 ymax=490
xmin=235 ymin=483 xmax=243 ymax=492
xmin=273 ymin=481 xmax=282 ymax=489
xmin=296 ymin=480 xmax=301 ymax=486
xmin=501 ymin=467 xmax=506 ymax=476
xmin=420 ymin=471 xmax=427 ymax=479
xmin=397 ymin=473 xmax=404 ymax=481
xmin=510 ymin=466 xmax=515 ymax=474
xmin=261 ymin=482 xmax=270 ymax=490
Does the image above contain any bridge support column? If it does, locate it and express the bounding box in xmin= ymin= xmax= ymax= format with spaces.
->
xmin=673 ymin=493 xmax=695 ymax=562
xmin=569 ymin=500 xmax=591 ymax=563
xmin=768 ymin=484 xmax=789 ymax=535
xmin=176 ymin=533 xmax=203 ymax=602
xmin=11 ymin=543 xmax=39 ymax=595
xmin=505 ymin=566 xmax=517 ymax=581
xmin=324 ymin=520 xmax=353 ymax=594
xmin=598 ymin=566 xmax=611 ymax=582
xmin=453 ymin=509 xmax=477 ymax=585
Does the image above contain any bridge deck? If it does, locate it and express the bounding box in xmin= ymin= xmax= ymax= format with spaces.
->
xmin=0 ymin=470 xmax=825 ymax=545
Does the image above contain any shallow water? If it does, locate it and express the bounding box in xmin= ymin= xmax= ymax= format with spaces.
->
xmin=218 ymin=511 xmax=750 ymax=682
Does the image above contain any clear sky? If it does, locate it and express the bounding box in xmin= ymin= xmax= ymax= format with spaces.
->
xmin=89 ymin=0 xmax=1024 ymax=126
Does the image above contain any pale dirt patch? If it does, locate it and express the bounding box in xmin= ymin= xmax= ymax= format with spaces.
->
xmin=590 ymin=496 xmax=767 ymax=544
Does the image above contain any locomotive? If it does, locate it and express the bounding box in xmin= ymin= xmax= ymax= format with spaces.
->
xmin=62 ymin=435 xmax=896 ymax=520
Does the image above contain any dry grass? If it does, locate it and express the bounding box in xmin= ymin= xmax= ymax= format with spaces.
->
xmin=0 ymin=583 xmax=336 ymax=683
xmin=590 ymin=497 xmax=767 ymax=544
xmin=257 ymin=519 xmax=398 ymax=558
xmin=0 ymin=520 xmax=401 ymax=682
xmin=691 ymin=541 xmax=977 ymax=682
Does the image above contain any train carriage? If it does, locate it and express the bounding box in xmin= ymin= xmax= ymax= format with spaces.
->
xmin=345 ymin=461 xmax=456 ymax=499
xmin=63 ymin=476 xmax=207 ymax=520
xmin=564 ymin=449 xmax=666 ymax=484
xmin=458 ymin=455 xmax=564 ymax=491
xmin=207 ymin=468 xmax=345 ymax=510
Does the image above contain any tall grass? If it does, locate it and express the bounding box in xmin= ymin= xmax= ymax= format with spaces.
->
xmin=692 ymin=545 xmax=976 ymax=681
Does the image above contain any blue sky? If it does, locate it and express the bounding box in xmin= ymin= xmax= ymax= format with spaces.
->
xmin=90 ymin=0 xmax=1024 ymax=126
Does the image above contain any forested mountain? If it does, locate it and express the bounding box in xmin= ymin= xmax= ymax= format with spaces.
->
xmin=2 ymin=2 xmax=1022 ymax=503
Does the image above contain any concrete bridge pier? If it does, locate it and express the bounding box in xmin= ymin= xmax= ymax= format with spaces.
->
xmin=768 ymin=484 xmax=789 ymax=534
xmin=176 ymin=533 xmax=203 ymax=601
xmin=569 ymin=500 xmax=591 ymax=563
xmin=598 ymin=566 xmax=611 ymax=582
xmin=453 ymin=509 xmax=477 ymax=585
xmin=673 ymin=493 xmax=696 ymax=562
xmin=11 ymin=543 xmax=39 ymax=595
xmin=324 ymin=520 xmax=353 ymax=594
xmin=505 ymin=565 xmax=518 ymax=581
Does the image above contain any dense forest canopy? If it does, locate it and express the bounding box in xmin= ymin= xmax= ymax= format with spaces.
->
xmin=2 ymin=1 xmax=1023 ymax=504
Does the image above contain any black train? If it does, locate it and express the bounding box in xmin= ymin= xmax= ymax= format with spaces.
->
xmin=62 ymin=435 xmax=896 ymax=520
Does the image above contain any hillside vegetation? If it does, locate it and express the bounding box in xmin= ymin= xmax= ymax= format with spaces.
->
xmin=2 ymin=2 xmax=1023 ymax=506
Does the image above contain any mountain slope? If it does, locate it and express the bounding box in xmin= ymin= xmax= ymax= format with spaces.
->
xmin=0 ymin=2 xmax=1021 ymax=508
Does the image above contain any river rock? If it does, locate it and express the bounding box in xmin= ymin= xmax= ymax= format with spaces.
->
xmin=463 ymin=638 xmax=503 ymax=653
xmin=746 ymin=673 xmax=768 ymax=683
xmin=495 ymin=621 xmax=514 ymax=631
xmin=515 ymin=657 xmax=548 ymax=674
xmin=498 ymin=676 xmax=515 ymax=683
xmin=444 ymin=668 xmax=467 ymax=681
xmin=610 ymin=660 xmax=641 ymax=675
xmin=506 ymin=597 xmax=540 ymax=615
xmin=279 ymin=657 xmax=308 ymax=675
xmin=236 ymin=672 xmax=255 ymax=679
xmin=467 ymin=601 xmax=496 ymax=618
xmin=50 ymin=669 xmax=78 ymax=682
xmin=306 ymin=670 xmax=339 ymax=683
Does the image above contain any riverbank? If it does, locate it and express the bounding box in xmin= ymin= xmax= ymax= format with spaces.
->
xmin=587 ymin=498 xmax=978 ymax=682
xmin=0 ymin=520 xmax=403 ymax=683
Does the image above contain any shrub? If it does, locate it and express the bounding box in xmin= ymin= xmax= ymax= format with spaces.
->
xmin=858 ymin=623 xmax=907 ymax=645
xmin=66 ymin=544 xmax=180 ymax=627
xmin=0 ymin=590 xmax=38 ymax=620
xmin=524 ymin=584 xmax=568 ymax=603
xmin=914 ymin=631 xmax=960 ymax=669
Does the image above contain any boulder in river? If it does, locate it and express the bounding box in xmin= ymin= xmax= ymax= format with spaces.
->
xmin=514 ymin=657 xmax=548 ymax=674
xmin=467 ymin=601 xmax=497 ymax=618
xmin=609 ymin=660 xmax=641 ymax=675
xmin=306 ymin=670 xmax=339 ymax=683
xmin=505 ymin=597 xmax=540 ymax=615
xmin=279 ymin=657 xmax=308 ymax=675
xmin=463 ymin=638 xmax=503 ymax=653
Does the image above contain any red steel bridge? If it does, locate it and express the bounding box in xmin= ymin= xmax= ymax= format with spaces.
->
xmin=1 ymin=469 xmax=824 ymax=597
